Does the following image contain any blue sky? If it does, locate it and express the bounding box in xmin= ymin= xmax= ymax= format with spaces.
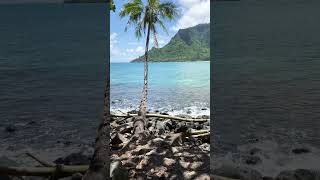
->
xmin=110 ymin=0 xmax=210 ymax=62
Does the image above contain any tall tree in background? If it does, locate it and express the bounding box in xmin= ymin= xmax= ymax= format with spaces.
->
xmin=120 ymin=0 xmax=178 ymax=135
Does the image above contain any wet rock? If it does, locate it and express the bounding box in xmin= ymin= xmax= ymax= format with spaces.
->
xmin=165 ymin=120 xmax=177 ymax=131
xmin=119 ymin=123 xmax=133 ymax=134
xmin=163 ymin=158 xmax=176 ymax=166
xmin=199 ymin=143 xmax=210 ymax=152
xmin=111 ymin=133 xmax=129 ymax=147
xmin=54 ymin=151 xmax=92 ymax=165
xmin=213 ymin=165 xmax=263 ymax=180
xmin=243 ymin=155 xmax=262 ymax=165
xmin=292 ymin=147 xmax=310 ymax=154
xmin=71 ymin=173 xmax=83 ymax=180
xmin=160 ymin=112 xmax=169 ymax=115
xmin=201 ymin=115 xmax=210 ymax=119
xmin=175 ymin=125 xmax=189 ymax=133
xmin=27 ymin=121 xmax=37 ymax=125
xmin=249 ymin=147 xmax=261 ymax=155
xmin=151 ymin=137 xmax=166 ymax=146
xmin=152 ymin=121 xmax=166 ymax=135
xmin=136 ymin=158 xmax=148 ymax=170
xmin=63 ymin=141 xmax=72 ymax=146
xmin=128 ymin=110 xmax=138 ymax=114
xmin=5 ymin=126 xmax=16 ymax=133
xmin=110 ymin=160 xmax=129 ymax=180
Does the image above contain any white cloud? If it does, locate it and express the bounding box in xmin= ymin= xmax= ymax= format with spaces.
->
xmin=172 ymin=0 xmax=210 ymax=31
xmin=126 ymin=46 xmax=144 ymax=54
xmin=110 ymin=32 xmax=120 ymax=56
xmin=110 ymin=32 xmax=117 ymax=48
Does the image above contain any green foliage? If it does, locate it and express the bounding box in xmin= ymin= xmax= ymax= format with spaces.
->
xmin=110 ymin=0 xmax=116 ymax=12
xmin=132 ymin=23 xmax=210 ymax=62
xmin=119 ymin=0 xmax=178 ymax=44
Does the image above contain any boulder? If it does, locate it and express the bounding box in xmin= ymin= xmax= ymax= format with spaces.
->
xmin=110 ymin=160 xmax=129 ymax=180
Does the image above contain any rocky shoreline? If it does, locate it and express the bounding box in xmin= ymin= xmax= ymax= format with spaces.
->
xmin=110 ymin=110 xmax=210 ymax=179
xmin=1 ymin=111 xmax=320 ymax=179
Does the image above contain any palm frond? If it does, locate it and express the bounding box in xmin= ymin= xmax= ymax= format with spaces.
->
xmin=158 ymin=1 xmax=179 ymax=20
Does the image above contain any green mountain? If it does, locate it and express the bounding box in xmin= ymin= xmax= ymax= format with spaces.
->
xmin=131 ymin=23 xmax=210 ymax=62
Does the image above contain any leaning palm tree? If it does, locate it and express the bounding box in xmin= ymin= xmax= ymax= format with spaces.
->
xmin=120 ymin=0 xmax=178 ymax=135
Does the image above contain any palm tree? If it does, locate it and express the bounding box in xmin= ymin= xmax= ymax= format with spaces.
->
xmin=82 ymin=3 xmax=114 ymax=180
xmin=120 ymin=0 xmax=178 ymax=135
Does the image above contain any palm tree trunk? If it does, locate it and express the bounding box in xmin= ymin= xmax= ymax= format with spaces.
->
xmin=82 ymin=66 xmax=110 ymax=180
xmin=134 ymin=24 xmax=151 ymax=135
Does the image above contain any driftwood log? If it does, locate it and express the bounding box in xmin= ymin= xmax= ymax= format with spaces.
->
xmin=111 ymin=113 xmax=209 ymax=122
xmin=26 ymin=152 xmax=55 ymax=167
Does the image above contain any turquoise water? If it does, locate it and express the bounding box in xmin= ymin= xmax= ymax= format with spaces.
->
xmin=110 ymin=61 xmax=210 ymax=116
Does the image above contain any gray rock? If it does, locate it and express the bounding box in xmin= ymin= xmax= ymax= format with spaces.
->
xmin=54 ymin=150 xmax=92 ymax=165
xmin=249 ymin=147 xmax=261 ymax=155
xmin=213 ymin=165 xmax=263 ymax=180
xmin=242 ymin=155 xmax=262 ymax=165
xmin=292 ymin=147 xmax=310 ymax=154
xmin=4 ymin=126 xmax=16 ymax=133
xmin=110 ymin=160 xmax=129 ymax=180
xmin=71 ymin=173 xmax=83 ymax=180
xmin=199 ymin=143 xmax=210 ymax=152
xmin=128 ymin=110 xmax=138 ymax=114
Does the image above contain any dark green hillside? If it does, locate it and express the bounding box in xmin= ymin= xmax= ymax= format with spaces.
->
xmin=132 ymin=23 xmax=210 ymax=62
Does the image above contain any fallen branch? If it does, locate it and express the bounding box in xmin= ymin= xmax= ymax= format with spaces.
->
xmin=25 ymin=152 xmax=55 ymax=167
xmin=191 ymin=132 xmax=210 ymax=138
xmin=0 ymin=165 xmax=88 ymax=176
xmin=190 ymin=129 xmax=209 ymax=134
xmin=111 ymin=113 xmax=209 ymax=122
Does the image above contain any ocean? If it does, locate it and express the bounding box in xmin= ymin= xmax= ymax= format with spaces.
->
xmin=212 ymin=0 xmax=320 ymax=176
xmin=110 ymin=61 xmax=210 ymax=117
xmin=0 ymin=3 xmax=210 ymax=164
xmin=0 ymin=4 xmax=107 ymax=158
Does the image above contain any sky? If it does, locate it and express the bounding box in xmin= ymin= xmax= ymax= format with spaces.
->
xmin=110 ymin=0 xmax=210 ymax=63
